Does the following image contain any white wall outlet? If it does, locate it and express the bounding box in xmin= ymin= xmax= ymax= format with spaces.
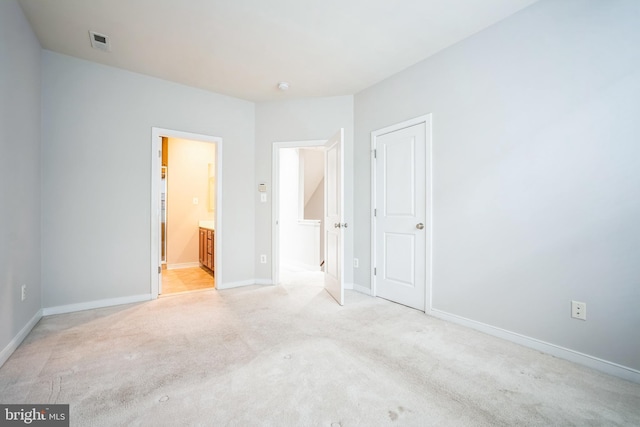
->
xmin=21 ymin=284 xmax=27 ymax=301
xmin=260 ymin=254 xmax=267 ymax=264
xmin=260 ymin=193 xmax=267 ymax=203
xmin=571 ymin=300 xmax=586 ymax=320
xmin=353 ymin=258 xmax=359 ymax=268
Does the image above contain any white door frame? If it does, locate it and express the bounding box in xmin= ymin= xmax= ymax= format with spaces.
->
xmin=271 ymin=140 xmax=325 ymax=285
xmin=151 ymin=127 xmax=223 ymax=299
xmin=371 ymin=115 xmax=432 ymax=310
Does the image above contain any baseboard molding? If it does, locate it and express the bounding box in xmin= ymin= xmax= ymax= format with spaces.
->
xmin=43 ymin=294 xmax=152 ymax=316
xmin=428 ymin=307 xmax=640 ymax=384
xmin=352 ymin=284 xmax=372 ymax=295
xmin=0 ymin=309 xmax=43 ymax=368
xmin=166 ymin=262 xmax=200 ymax=270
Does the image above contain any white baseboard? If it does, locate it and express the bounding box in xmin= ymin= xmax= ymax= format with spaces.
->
xmin=352 ymin=283 xmax=372 ymax=296
xmin=0 ymin=309 xmax=43 ymax=368
xmin=255 ymin=279 xmax=274 ymax=286
xmin=166 ymin=262 xmax=200 ymax=270
xmin=43 ymin=294 xmax=152 ymax=316
xmin=428 ymin=307 xmax=640 ymax=384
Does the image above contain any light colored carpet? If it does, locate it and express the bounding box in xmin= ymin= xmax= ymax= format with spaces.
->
xmin=1 ymin=272 xmax=639 ymax=426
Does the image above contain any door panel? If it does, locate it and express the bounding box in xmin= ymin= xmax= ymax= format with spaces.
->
xmin=324 ymin=129 xmax=344 ymax=305
xmin=384 ymin=232 xmax=415 ymax=286
xmin=375 ymin=122 xmax=426 ymax=310
xmin=384 ymin=140 xmax=416 ymax=216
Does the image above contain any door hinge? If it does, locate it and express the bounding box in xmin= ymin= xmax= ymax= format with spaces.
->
xmin=158 ymin=150 xmax=161 ymax=158
xmin=373 ymin=149 xmax=377 ymax=159
xmin=374 ymin=208 xmax=377 ymax=217
xmin=374 ymin=267 xmax=377 ymax=275
xmin=158 ymin=266 xmax=161 ymax=274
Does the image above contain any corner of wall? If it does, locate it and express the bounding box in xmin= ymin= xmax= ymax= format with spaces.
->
xmin=0 ymin=310 xmax=42 ymax=369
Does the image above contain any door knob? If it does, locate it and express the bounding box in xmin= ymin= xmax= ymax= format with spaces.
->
xmin=416 ymin=223 xmax=424 ymax=230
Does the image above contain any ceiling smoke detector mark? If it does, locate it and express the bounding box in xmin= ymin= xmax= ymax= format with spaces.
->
xmin=277 ymin=82 xmax=289 ymax=91
xmin=89 ymin=31 xmax=111 ymax=52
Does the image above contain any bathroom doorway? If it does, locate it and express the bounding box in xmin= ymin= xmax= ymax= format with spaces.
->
xmin=151 ymin=128 xmax=223 ymax=299
xmin=162 ymin=137 xmax=216 ymax=295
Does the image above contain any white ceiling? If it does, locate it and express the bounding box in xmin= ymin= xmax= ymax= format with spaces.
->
xmin=19 ymin=0 xmax=538 ymax=102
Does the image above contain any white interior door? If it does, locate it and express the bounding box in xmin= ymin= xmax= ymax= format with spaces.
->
xmin=374 ymin=121 xmax=428 ymax=311
xmin=324 ymin=129 xmax=344 ymax=305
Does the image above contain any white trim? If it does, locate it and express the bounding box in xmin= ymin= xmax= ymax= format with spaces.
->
xmin=151 ymin=128 xmax=223 ymax=300
xmin=352 ymin=284 xmax=372 ymax=296
xmin=43 ymin=294 xmax=151 ymax=316
xmin=255 ymin=279 xmax=274 ymax=286
xmin=370 ymin=114 xmax=433 ymax=311
xmin=0 ymin=310 xmax=42 ymax=368
xmin=272 ymin=139 xmax=326 ymax=286
xmin=166 ymin=262 xmax=201 ymax=270
xmin=428 ymin=308 xmax=640 ymax=384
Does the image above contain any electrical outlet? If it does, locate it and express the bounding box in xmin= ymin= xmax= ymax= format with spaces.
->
xmin=353 ymin=258 xmax=359 ymax=268
xmin=21 ymin=285 xmax=27 ymax=302
xmin=571 ymin=300 xmax=586 ymax=320
xmin=260 ymin=254 xmax=267 ymax=264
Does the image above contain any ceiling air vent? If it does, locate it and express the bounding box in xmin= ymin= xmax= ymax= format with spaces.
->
xmin=89 ymin=31 xmax=111 ymax=52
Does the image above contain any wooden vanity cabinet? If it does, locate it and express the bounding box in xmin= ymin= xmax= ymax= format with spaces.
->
xmin=199 ymin=227 xmax=215 ymax=273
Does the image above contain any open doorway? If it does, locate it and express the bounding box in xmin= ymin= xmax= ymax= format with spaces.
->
xmin=272 ymin=140 xmax=326 ymax=288
xmin=278 ymin=146 xmax=325 ymax=285
xmin=151 ymin=128 xmax=223 ymax=299
xmin=271 ymin=130 xmax=345 ymax=305
xmin=161 ymin=137 xmax=216 ymax=295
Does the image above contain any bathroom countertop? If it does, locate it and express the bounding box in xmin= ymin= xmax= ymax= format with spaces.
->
xmin=199 ymin=220 xmax=215 ymax=230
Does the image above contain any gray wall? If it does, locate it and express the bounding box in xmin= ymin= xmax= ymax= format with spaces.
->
xmin=254 ymin=97 xmax=354 ymax=283
xmin=354 ymin=0 xmax=640 ymax=371
xmin=41 ymin=51 xmax=255 ymax=307
xmin=0 ymin=1 xmax=42 ymax=353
